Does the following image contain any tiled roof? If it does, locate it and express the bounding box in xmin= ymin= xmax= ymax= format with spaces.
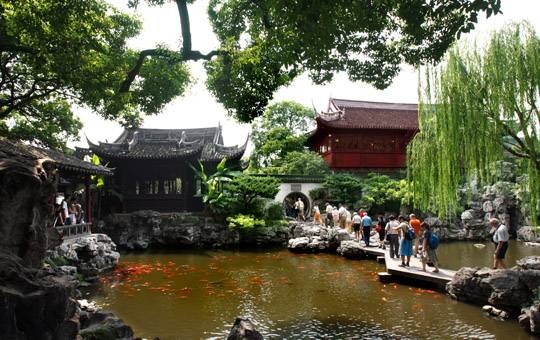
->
xmin=317 ymin=98 xmax=419 ymax=130
xmin=0 ymin=137 xmax=112 ymax=176
xmin=89 ymin=127 xmax=246 ymax=161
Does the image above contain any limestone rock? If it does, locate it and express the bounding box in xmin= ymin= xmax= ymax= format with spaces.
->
xmin=517 ymin=226 xmax=540 ymax=243
xmin=288 ymin=237 xmax=310 ymax=251
xmin=447 ymin=263 xmax=539 ymax=316
xmin=79 ymin=309 xmax=134 ymax=340
xmin=48 ymin=234 xmax=120 ymax=281
xmin=519 ymin=302 xmax=540 ymax=335
xmin=227 ymin=317 xmax=263 ymax=340
xmin=516 ymin=256 xmax=540 ymax=271
xmin=0 ymin=252 xmax=79 ymax=340
xmin=482 ymin=305 xmax=509 ymax=319
xmin=336 ymin=241 xmax=365 ymax=259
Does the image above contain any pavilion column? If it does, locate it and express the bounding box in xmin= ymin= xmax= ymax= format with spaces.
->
xmin=85 ymin=175 xmax=92 ymax=224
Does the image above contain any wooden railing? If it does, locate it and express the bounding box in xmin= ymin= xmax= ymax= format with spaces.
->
xmin=55 ymin=223 xmax=92 ymax=239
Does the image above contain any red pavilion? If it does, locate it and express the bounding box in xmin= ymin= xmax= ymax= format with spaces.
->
xmin=307 ymin=98 xmax=419 ymax=171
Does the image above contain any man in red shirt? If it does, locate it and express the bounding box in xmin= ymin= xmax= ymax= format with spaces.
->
xmin=409 ymin=214 xmax=422 ymax=257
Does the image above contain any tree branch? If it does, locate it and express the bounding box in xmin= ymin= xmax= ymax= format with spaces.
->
xmin=119 ymin=49 xmax=163 ymax=93
xmin=118 ymin=1 xmax=222 ymax=93
xmin=503 ymin=143 xmax=531 ymax=159
xmin=0 ymin=43 xmax=34 ymax=54
xmin=176 ymin=0 xmax=192 ymax=55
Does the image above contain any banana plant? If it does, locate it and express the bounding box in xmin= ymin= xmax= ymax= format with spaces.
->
xmin=191 ymin=158 xmax=240 ymax=213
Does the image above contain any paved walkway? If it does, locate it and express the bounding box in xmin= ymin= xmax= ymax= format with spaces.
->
xmin=355 ymin=238 xmax=456 ymax=285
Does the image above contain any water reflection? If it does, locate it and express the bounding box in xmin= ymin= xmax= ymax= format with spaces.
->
xmin=88 ymin=243 xmax=538 ymax=340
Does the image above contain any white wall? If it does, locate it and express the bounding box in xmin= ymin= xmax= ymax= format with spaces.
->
xmin=274 ymin=182 xmax=323 ymax=213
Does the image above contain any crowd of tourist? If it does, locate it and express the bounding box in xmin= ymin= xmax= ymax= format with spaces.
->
xmin=304 ymin=203 xmax=512 ymax=272
xmin=53 ymin=195 xmax=85 ymax=227
xmin=308 ymin=204 xmax=443 ymax=272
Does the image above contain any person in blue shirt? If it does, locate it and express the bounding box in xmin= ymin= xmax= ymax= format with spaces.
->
xmin=361 ymin=212 xmax=373 ymax=247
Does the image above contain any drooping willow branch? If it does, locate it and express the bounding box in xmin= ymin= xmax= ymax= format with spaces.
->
xmin=408 ymin=23 xmax=540 ymax=224
xmin=119 ymin=0 xmax=221 ymax=93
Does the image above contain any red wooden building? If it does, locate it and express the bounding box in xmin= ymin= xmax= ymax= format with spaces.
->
xmin=307 ymin=98 xmax=418 ymax=171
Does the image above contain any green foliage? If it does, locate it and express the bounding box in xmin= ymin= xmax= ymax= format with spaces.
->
xmin=91 ymin=154 xmax=105 ymax=189
xmin=409 ymin=22 xmax=540 ymax=224
xmin=309 ymin=187 xmax=328 ymax=203
xmin=319 ymin=173 xmax=411 ymax=213
xmin=250 ymin=101 xmax=315 ymax=169
xmin=0 ymin=0 xmax=191 ymax=148
xmin=264 ymin=202 xmax=284 ymax=222
xmin=207 ymin=0 xmax=501 ymax=121
xmin=265 ymin=151 xmax=331 ymax=176
xmin=359 ymin=174 xmax=411 ymax=214
xmin=251 ymin=127 xmax=307 ymax=169
xmin=227 ymin=214 xmax=266 ymax=231
xmin=224 ymin=175 xmax=280 ymax=214
xmin=323 ymin=173 xmax=364 ymax=207
xmin=44 ymin=255 xmax=68 ymax=269
xmin=191 ymin=158 xmax=240 ymax=214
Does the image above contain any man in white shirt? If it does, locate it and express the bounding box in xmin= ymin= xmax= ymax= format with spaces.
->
xmin=325 ymin=203 xmax=333 ymax=227
xmin=490 ymin=218 xmax=510 ymax=269
xmin=294 ymin=198 xmax=305 ymax=221
xmin=338 ymin=204 xmax=347 ymax=229
xmin=385 ymin=215 xmax=400 ymax=259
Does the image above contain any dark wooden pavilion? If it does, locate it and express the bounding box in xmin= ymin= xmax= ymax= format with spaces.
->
xmin=88 ymin=126 xmax=247 ymax=212
xmin=307 ymin=98 xmax=419 ymax=171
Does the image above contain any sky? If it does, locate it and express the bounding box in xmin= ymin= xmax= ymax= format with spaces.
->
xmin=75 ymin=0 xmax=540 ymax=150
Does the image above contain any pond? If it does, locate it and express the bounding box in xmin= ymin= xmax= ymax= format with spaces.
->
xmin=88 ymin=241 xmax=539 ymax=339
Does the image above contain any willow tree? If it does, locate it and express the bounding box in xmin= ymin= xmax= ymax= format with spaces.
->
xmin=408 ymin=22 xmax=540 ymax=224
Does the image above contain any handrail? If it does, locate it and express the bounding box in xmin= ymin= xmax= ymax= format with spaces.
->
xmin=55 ymin=223 xmax=92 ymax=239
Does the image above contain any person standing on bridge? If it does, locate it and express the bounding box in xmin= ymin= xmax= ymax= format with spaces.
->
xmin=385 ymin=215 xmax=400 ymax=259
xmin=361 ymin=211 xmax=373 ymax=247
xmin=409 ymin=214 xmax=422 ymax=257
xmin=398 ymin=215 xmax=413 ymax=267
xmin=421 ymin=222 xmax=440 ymax=273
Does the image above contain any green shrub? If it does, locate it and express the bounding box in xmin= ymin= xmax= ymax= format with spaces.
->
xmin=264 ymin=202 xmax=284 ymax=221
xmin=44 ymin=255 xmax=68 ymax=269
xmin=227 ymin=214 xmax=266 ymax=231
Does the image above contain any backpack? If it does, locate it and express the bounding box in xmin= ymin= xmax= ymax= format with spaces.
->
xmin=405 ymin=226 xmax=416 ymax=241
xmin=428 ymin=232 xmax=439 ymax=249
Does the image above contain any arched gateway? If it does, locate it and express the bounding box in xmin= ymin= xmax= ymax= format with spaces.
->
xmin=260 ymin=174 xmax=325 ymax=218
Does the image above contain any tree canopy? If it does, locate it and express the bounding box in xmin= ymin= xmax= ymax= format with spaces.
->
xmin=249 ymin=101 xmax=315 ymax=170
xmin=125 ymin=0 xmax=501 ymax=122
xmin=0 ymin=0 xmax=501 ymax=147
xmin=0 ymin=0 xmax=191 ymax=148
xmin=408 ymin=22 xmax=540 ymax=223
